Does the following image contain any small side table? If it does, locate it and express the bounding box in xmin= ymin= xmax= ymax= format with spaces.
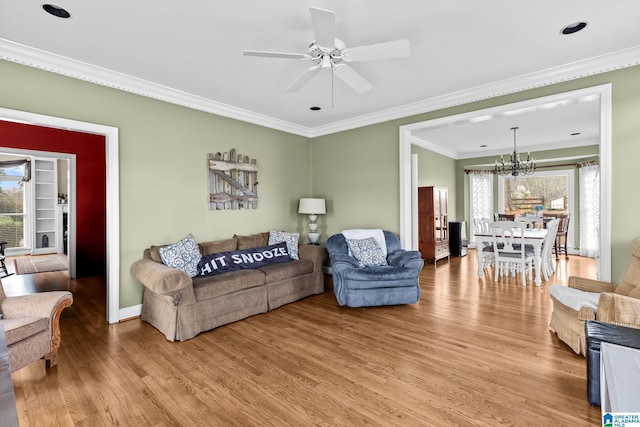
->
xmin=0 ymin=323 xmax=19 ymax=427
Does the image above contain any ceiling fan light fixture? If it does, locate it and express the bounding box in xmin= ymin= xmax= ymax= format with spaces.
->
xmin=561 ymin=21 xmax=587 ymax=35
xmin=42 ymin=4 xmax=71 ymax=18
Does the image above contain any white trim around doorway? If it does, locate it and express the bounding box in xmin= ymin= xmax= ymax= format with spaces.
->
xmin=0 ymin=107 xmax=120 ymax=323
xmin=399 ymin=84 xmax=612 ymax=282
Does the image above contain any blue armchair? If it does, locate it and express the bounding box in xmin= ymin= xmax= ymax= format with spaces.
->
xmin=326 ymin=231 xmax=424 ymax=307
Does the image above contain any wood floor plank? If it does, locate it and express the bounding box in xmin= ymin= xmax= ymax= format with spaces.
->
xmin=7 ymin=252 xmax=602 ymax=425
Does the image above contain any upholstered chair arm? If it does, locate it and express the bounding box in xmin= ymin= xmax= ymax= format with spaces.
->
xmin=298 ymin=244 xmax=328 ymax=273
xmin=131 ymin=258 xmax=193 ymax=296
xmin=568 ymin=276 xmax=616 ymax=293
xmin=597 ymin=293 xmax=640 ymax=328
xmin=0 ymin=291 xmax=72 ymax=321
xmin=387 ymin=250 xmax=424 ymax=270
xmin=330 ymin=253 xmax=360 ymax=271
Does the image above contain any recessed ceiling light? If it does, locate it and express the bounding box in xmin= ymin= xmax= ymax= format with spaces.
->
xmin=570 ymin=132 xmax=581 ymax=136
xmin=310 ymin=106 xmax=321 ymax=111
xmin=561 ymin=21 xmax=587 ymax=35
xmin=42 ymin=4 xmax=71 ymax=18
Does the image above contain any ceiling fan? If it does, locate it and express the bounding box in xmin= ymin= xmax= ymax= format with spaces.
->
xmin=243 ymin=7 xmax=411 ymax=95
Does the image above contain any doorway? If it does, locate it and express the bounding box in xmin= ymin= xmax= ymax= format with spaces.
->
xmin=0 ymin=108 xmax=120 ymax=323
xmin=399 ymin=84 xmax=612 ymax=281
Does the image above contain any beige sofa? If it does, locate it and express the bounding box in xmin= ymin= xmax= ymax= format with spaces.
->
xmin=131 ymin=232 xmax=327 ymax=341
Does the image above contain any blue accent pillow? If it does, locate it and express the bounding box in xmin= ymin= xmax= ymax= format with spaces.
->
xmin=346 ymin=237 xmax=388 ymax=268
xmin=197 ymin=242 xmax=291 ymax=277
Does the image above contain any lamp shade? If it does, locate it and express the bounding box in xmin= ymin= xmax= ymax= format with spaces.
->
xmin=298 ymin=198 xmax=326 ymax=215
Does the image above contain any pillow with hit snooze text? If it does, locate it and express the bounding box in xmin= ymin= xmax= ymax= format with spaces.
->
xmin=197 ymin=241 xmax=291 ymax=277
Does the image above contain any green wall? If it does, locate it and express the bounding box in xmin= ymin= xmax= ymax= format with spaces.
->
xmin=313 ymin=65 xmax=640 ymax=284
xmin=2 ymin=58 xmax=640 ymax=307
xmin=0 ymin=60 xmax=312 ymax=308
xmin=412 ymin=145 xmax=458 ymax=221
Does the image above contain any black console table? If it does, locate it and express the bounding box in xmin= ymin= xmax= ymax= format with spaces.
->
xmin=0 ymin=324 xmax=19 ymax=427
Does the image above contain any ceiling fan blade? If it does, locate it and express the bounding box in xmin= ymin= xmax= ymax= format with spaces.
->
xmin=285 ymin=66 xmax=322 ymax=93
xmin=342 ymin=39 xmax=411 ymax=62
xmin=310 ymin=7 xmax=335 ymax=48
xmin=333 ymin=64 xmax=373 ymax=94
xmin=243 ymin=50 xmax=309 ymax=60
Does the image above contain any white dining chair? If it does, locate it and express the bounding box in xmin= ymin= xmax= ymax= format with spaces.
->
xmin=515 ymin=216 xmax=544 ymax=229
xmin=474 ymin=217 xmax=493 ymax=270
xmin=490 ymin=221 xmax=535 ymax=286
xmin=541 ymin=218 xmax=560 ymax=281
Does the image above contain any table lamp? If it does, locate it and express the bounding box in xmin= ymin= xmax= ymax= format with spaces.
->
xmin=298 ymin=198 xmax=326 ymax=244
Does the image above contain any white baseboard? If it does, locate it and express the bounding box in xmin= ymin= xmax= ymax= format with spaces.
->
xmin=119 ymin=304 xmax=142 ymax=322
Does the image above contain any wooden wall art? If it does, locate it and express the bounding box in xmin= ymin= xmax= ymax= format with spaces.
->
xmin=208 ymin=149 xmax=258 ymax=210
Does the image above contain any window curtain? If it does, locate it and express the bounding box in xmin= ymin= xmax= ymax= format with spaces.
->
xmin=579 ymin=162 xmax=599 ymax=258
xmin=0 ymin=159 xmax=31 ymax=182
xmin=468 ymin=172 xmax=493 ymax=246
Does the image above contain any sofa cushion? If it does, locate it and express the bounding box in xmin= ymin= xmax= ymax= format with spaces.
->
xmin=193 ymin=269 xmax=266 ymax=300
xmin=2 ymin=317 xmax=48 ymax=345
xmin=199 ymin=238 xmax=238 ymax=255
xmin=615 ymin=282 xmax=637 ymax=296
xmin=235 ymin=232 xmax=270 ymax=250
xmin=197 ymin=242 xmax=291 ymax=277
xmin=343 ymin=265 xmax=422 ymax=285
xmin=149 ymin=245 xmax=166 ymax=263
xmin=258 ymin=259 xmax=314 ymax=283
xmin=269 ymin=230 xmax=300 ymax=260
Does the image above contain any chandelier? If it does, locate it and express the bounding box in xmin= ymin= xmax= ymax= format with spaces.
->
xmin=494 ymin=127 xmax=536 ymax=176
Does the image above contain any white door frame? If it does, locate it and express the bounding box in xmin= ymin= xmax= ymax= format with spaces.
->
xmin=0 ymin=107 xmax=120 ymax=323
xmin=399 ymin=84 xmax=612 ymax=281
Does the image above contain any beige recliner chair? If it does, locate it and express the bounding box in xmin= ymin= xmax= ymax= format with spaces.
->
xmin=0 ymin=282 xmax=73 ymax=372
xmin=549 ymin=237 xmax=640 ymax=355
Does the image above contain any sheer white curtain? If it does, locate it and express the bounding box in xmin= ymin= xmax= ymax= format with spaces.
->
xmin=579 ymin=162 xmax=600 ymax=258
xmin=469 ymin=172 xmax=493 ymax=246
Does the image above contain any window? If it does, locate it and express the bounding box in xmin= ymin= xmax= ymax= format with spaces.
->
xmin=468 ymin=173 xmax=493 ymax=245
xmin=498 ymin=169 xmax=575 ymax=248
xmin=500 ymin=173 xmax=570 ymax=216
xmin=0 ymin=164 xmax=27 ymax=249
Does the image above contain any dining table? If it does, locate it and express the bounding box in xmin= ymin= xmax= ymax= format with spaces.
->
xmin=474 ymin=228 xmax=548 ymax=286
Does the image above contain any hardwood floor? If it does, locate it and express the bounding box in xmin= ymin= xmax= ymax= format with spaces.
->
xmin=6 ymin=252 xmax=601 ymax=426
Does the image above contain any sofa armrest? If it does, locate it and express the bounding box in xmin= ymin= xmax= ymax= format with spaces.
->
xmin=387 ymin=250 xmax=424 ymax=270
xmin=131 ymin=258 xmax=193 ymax=295
xmin=298 ymin=244 xmax=327 ymax=273
xmin=597 ymin=293 xmax=640 ymax=328
xmin=568 ymin=276 xmax=616 ymax=293
xmin=0 ymin=291 xmax=73 ymax=321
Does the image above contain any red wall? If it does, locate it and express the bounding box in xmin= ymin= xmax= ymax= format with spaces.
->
xmin=0 ymin=120 xmax=106 ymax=277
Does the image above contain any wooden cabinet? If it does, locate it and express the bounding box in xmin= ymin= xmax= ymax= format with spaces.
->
xmin=418 ymin=186 xmax=450 ymax=263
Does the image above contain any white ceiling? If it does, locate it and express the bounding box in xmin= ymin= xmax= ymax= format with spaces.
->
xmin=1 ymin=1 xmax=639 ymax=154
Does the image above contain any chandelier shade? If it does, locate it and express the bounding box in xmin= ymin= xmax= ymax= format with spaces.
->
xmin=494 ymin=127 xmax=536 ymax=177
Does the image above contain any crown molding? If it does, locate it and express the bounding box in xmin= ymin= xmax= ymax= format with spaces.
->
xmin=309 ymin=45 xmax=640 ymax=137
xmin=2 ymin=38 xmax=639 ymax=139
xmin=0 ymin=39 xmax=313 ymax=137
